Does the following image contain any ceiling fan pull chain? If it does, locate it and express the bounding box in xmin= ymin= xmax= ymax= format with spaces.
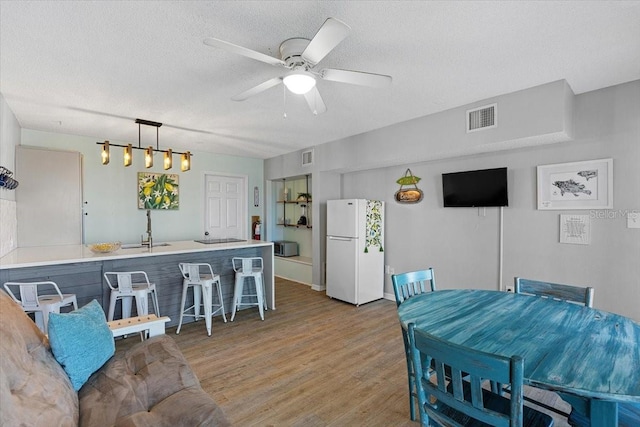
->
xmin=313 ymin=90 xmax=318 ymax=115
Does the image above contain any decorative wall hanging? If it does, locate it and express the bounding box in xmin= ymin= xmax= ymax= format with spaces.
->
xmin=537 ymin=158 xmax=613 ymax=210
xmin=138 ymin=172 xmax=179 ymax=210
xmin=394 ymin=168 xmax=423 ymax=203
xmin=559 ymin=214 xmax=591 ymax=245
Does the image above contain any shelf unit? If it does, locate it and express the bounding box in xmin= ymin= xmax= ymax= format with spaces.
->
xmin=276 ymin=175 xmax=312 ymax=229
xmin=272 ymin=175 xmax=313 ymax=286
xmin=276 ymin=200 xmax=312 ymax=228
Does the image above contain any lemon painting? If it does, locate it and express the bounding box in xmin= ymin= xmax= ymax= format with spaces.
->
xmin=138 ymin=172 xmax=179 ymax=210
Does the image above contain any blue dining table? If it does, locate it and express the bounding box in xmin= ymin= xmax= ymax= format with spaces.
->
xmin=396 ymin=289 xmax=640 ymax=427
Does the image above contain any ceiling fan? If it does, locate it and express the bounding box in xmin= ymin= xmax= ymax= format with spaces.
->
xmin=203 ymin=17 xmax=392 ymax=114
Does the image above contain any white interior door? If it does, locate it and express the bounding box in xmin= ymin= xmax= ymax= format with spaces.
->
xmin=16 ymin=146 xmax=83 ymax=246
xmin=204 ymin=174 xmax=246 ymax=239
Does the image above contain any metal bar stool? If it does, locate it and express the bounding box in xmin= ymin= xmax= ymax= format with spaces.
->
xmin=103 ymin=271 xmax=160 ymax=321
xmin=3 ymin=281 xmax=78 ymax=334
xmin=177 ymin=262 xmax=227 ymax=336
xmin=230 ymin=257 xmax=266 ymax=321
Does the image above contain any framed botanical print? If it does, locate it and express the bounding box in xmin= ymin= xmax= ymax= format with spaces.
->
xmin=138 ymin=172 xmax=179 ymax=210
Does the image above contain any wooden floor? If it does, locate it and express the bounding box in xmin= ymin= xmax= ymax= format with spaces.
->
xmin=116 ymin=278 xmax=572 ymax=426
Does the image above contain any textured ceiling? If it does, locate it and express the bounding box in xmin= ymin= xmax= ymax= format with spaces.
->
xmin=1 ymin=1 xmax=639 ymax=160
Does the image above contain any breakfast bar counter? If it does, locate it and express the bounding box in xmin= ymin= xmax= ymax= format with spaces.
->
xmin=0 ymin=240 xmax=274 ymax=327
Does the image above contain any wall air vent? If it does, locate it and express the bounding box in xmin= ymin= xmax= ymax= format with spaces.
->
xmin=302 ymin=149 xmax=313 ymax=166
xmin=466 ymin=103 xmax=497 ymax=133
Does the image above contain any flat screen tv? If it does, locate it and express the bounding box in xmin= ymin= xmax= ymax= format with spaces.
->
xmin=442 ymin=167 xmax=508 ymax=207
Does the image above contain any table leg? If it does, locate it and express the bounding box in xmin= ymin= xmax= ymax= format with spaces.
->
xmin=590 ymin=400 xmax=618 ymax=427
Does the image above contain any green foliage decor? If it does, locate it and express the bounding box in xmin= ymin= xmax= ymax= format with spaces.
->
xmin=137 ymin=172 xmax=179 ymax=210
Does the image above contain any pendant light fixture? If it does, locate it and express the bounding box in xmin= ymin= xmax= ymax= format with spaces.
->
xmin=144 ymin=146 xmax=154 ymax=168
xmin=181 ymin=151 xmax=191 ymax=171
xmin=164 ymin=149 xmax=172 ymax=170
xmin=97 ymin=119 xmax=192 ymax=171
xmin=101 ymin=141 xmax=110 ymax=165
xmin=123 ymin=144 xmax=133 ymax=166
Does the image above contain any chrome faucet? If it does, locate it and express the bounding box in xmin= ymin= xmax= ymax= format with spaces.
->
xmin=141 ymin=209 xmax=153 ymax=250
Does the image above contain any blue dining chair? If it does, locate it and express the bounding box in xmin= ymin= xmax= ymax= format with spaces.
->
xmin=392 ymin=268 xmax=436 ymax=307
xmin=514 ymin=277 xmax=594 ymax=307
xmin=408 ymin=323 xmax=554 ymax=427
xmin=391 ymin=268 xmax=436 ymax=421
xmin=515 ymin=277 xmax=597 ymax=424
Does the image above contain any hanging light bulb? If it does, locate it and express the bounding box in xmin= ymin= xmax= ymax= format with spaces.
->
xmin=164 ymin=149 xmax=172 ymax=170
xmin=123 ymin=144 xmax=132 ymax=166
xmin=144 ymin=146 xmax=154 ymax=168
xmin=101 ymin=141 xmax=110 ymax=165
xmin=181 ymin=151 xmax=191 ymax=172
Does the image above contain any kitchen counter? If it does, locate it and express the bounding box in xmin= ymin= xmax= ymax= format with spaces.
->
xmin=0 ymin=239 xmax=271 ymax=269
xmin=0 ymin=240 xmax=275 ymax=327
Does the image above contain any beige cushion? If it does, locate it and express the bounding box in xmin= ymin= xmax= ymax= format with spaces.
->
xmin=79 ymin=335 xmax=230 ymax=427
xmin=0 ymin=289 xmax=229 ymax=427
xmin=0 ymin=290 xmax=79 ymax=426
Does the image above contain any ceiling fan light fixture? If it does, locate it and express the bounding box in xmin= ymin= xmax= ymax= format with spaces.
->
xmin=283 ymin=71 xmax=316 ymax=95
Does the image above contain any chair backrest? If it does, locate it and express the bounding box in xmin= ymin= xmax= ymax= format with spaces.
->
xmin=514 ymin=277 xmax=594 ymax=307
xmin=3 ymin=281 xmax=64 ymax=309
xmin=391 ymin=268 xmax=436 ymax=307
xmin=408 ymin=323 xmax=523 ymax=427
xmin=104 ymin=271 xmax=150 ymax=293
xmin=179 ymin=262 xmax=214 ymax=282
xmin=232 ymin=257 xmax=263 ymax=274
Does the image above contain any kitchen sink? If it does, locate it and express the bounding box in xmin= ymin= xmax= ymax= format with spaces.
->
xmin=121 ymin=242 xmax=170 ymax=249
xmin=194 ymin=238 xmax=246 ymax=244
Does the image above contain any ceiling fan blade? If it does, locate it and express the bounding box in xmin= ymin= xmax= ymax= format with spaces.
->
xmin=303 ymin=87 xmax=327 ymax=115
xmin=301 ymin=18 xmax=351 ymax=66
xmin=320 ymin=68 xmax=392 ymax=88
xmin=231 ymin=77 xmax=283 ymax=101
xmin=204 ymin=37 xmax=286 ymax=67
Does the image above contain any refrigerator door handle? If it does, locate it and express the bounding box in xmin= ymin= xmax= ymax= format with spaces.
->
xmin=328 ymin=236 xmax=353 ymax=241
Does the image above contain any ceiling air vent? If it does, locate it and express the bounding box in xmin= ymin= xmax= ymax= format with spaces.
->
xmin=466 ymin=103 xmax=497 ymax=133
xmin=302 ymin=149 xmax=313 ymax=166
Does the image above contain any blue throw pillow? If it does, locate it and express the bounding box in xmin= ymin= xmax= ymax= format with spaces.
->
xmin=48 ymin=299 xmax=115 ymax=391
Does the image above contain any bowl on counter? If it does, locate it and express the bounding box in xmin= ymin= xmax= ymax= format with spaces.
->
xmin=88 ymin=242 xmax=121 ymax=254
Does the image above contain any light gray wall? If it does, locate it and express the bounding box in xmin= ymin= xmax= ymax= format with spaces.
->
xmin=265 ymin=80 xmax=577 ymax=291
xmin=318 ymin=79 xmax=574 ymax=173
xmin=0 ymin=94 xmax=21 ymax=256
xmin=266 ymin=80 xmax=639 ymax=321
xmin=19 ymin=129 xmax=264 ymax=245
xmin=347 ymin=81 xmax=640 ymax=320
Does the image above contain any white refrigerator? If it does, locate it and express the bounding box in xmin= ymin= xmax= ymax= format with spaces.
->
xmin=326 ymin=199 xmax=385 ymax=305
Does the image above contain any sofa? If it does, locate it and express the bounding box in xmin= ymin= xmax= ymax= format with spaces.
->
xmin=0 ymin=290 xmax=230 ymax=426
